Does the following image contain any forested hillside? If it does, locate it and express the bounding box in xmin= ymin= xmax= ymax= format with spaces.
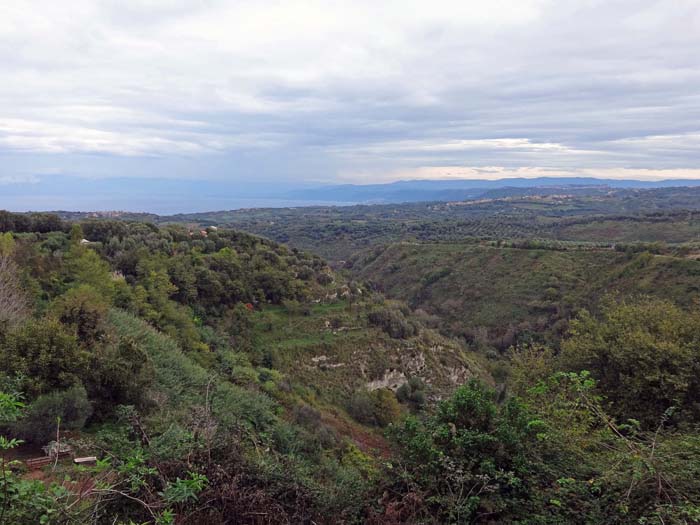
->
xmin=353 ymin=241 xmax=700 ymax=350
xmin=0 ymin=213 xmax=487 ymax=523
xmin=1 ymin=210 xmax=700 ymax=524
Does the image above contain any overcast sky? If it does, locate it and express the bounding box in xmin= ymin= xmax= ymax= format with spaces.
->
xmin=1 ymin=0 xmax=700 ymax=192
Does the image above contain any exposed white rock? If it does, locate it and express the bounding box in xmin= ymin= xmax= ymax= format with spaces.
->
xmin=366 ymin=369 xmax=407 ymax=391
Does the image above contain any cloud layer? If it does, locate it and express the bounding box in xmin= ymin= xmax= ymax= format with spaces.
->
xmin=1 ymin=0 xmax=700 ymax=185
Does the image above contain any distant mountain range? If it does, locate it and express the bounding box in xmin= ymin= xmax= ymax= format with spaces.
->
xmin=285 ymin=177 xmax=700 ymax=204
xmin=5 ymin=175 xmax=700 ymax=213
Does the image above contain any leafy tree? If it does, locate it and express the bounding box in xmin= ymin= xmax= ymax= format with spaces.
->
xmin=64 ymin=244 xmax=115 ymax=297
xmin=388 ymin=380 xmax=536 ymax=522
xmin=561 ymin=297 xmax=700 ymax=427
xmin=70 ymin=223 xmax=84 ymax=244
xmin=0 ymin=233 xmax=14 ymax=256
xmin=368 ymin=306 xmax=418 ymax=339
xmin=52 ymin=284 xmax=109 ymax=346
xmin=222 ymin=303 xmax=255 ymax=350
xmin=373 ymin=388 xmax=402 ymax=427
xmin=86 ymin=336 xmax=156 ymax=418
xmin=0 ymin=319 xmax=87 ymax=398
xmin=167 ymin=255 xmax=198 ymax=304
xmin=132 ymin=264 xmax=205 ymax=352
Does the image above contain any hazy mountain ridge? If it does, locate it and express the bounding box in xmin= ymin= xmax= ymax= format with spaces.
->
xmin=8 ymin=176 xmax=700 ymax=213
xmin=285 ymin=177 xmax=700 ymax=203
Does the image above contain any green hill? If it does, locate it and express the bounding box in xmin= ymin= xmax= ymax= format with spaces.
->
xmin=352 ymin=241 xmax=700 ymax=349
xmin=0 ymin=213 xmax=488 ymax=523
xmin=3 ymin=210 xmax=700 ymax=523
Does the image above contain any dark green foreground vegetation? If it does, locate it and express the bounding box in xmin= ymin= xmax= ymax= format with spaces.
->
xmin=1 ymin=211 xmax=700 ymax=523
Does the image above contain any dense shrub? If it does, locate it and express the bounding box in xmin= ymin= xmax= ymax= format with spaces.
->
xmin=86 ymin=336 xmax=155 ymax=418
xmin=0 ymin=319 xmax=86 ymax=398
xmin=373 ymin=388 xmax=402 ymax=427
xmin=317 ymin=272 xmax=333 ymax=285
xmin=52 ymin=284 xmax=109 ymax=346
xmin=561 ymin=297 xmax=700 ymax=427
xmin=347 ymin=390 xmax=377 ymax=425
xmin=396 ymin=377 xmax=426 ymax=409
xmin=347 ymin=388 xmax=402 ymax=427
xmin=14 ymin=384 xmax=92 ymax=443
xmin=368 ymin=306 xmax=418 ymax=339
xmin=386 ymin=381 xmax=536 ymax=522
xmin=382 ymin=374 xmax=700 ymax=524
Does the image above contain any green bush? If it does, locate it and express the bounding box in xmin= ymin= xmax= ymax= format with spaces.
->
xmin=52 ymin=284 xmax=109 ymax=346
xmin=387 ymin=380 xmax=534 ymax=522
xmin=347 ymin=390 xmax=377 ymax=425
xmin=86 ymin=336 xmax=155 ymax=418
xmin=15 ymin=384 xmax=92 ymax=443
xmin=396 ymin=377 xmax=426 ymax=409
xmin=367 ymin=307 xmax=418 ymax=339
xmin=347 ymin=388 xmax=402 ymax=427
xmin=373 ymin=388 xmax=402 ymax=427
xmin=0 ymin=319 xmax=87 ymax=398
xmin=561 ymin=297 xmax=700 ymax=427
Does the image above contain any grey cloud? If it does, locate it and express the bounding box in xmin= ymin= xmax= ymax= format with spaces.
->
xmin=0 ymin=0 xmax=699 ymax=187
